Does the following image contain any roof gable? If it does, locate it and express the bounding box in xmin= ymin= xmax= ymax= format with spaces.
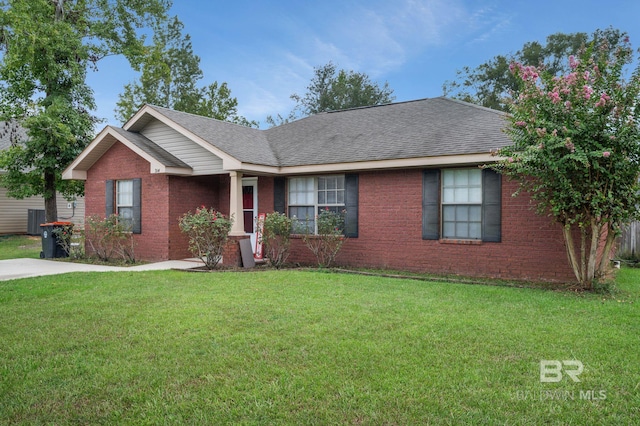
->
xmin=62 ymin=126 xmax=192 ymax=180
xmin=126 ymin=105 xmax=278 ymax=167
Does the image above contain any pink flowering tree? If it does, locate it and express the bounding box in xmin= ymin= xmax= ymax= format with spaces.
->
xmin=495 ymin=35 xmax=640 ymax=289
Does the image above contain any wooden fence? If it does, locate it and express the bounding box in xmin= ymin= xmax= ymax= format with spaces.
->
xmin=618 ymin=221 xmax=640 ymax=259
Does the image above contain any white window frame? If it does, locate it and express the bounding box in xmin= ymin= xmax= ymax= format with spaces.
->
xmin=288 ymin=175 xmax=345 ymax=234
xmin=441 ymin=168 xmax=483 ymax=240
xmin=116 ymin=179 xmax=134 ymax=230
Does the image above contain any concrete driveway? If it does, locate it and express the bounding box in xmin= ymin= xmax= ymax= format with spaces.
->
xmin=0 ymin=258 xmax=205 ymax=281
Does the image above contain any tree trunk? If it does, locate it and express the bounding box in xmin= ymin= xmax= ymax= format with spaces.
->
xmin=598 ymin=223 xmax=617 ymax=276
xmin=563 ymin=225 xmax=582 ymax=284
xmin=580 ymin=226 xmax=587 ymax=287
xmin=43 ymin=170 xmax=58 ymax=223
xmin=563 ymin=218 xmax=617 ymax=290
xmin=585 ymin=218 xmax=601 ymax=290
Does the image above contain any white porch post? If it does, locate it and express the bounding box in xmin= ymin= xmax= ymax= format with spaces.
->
xmin=229 ymin=171 xmax=245 ymax=236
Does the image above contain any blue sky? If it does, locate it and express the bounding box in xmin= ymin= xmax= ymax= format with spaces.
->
xmin=87 ymin=0 xmax=640 ymax=128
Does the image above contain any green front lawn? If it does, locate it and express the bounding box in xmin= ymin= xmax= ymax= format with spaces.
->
xmin=0 ymin=269 xmax=638 ymax=424
xmin=0 ymin=234 xmax=42 ymax=260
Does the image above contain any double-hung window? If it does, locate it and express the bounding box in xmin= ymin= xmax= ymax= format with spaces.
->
xmin=288 ymin=175 xmax=345 ymax=234
xmin=441 ymin=169 xmax=482 ymax=239
xmin=422 ymin=167 xmax=501 ymax=242
xmin=106 ymin=178 xmax=141 ymax=234
xmin=116 ymin=180 xmax=134 ymax=231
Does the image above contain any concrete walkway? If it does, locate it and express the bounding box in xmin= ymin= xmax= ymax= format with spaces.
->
xmin=0 ymin=258 xmax=205 ymax=281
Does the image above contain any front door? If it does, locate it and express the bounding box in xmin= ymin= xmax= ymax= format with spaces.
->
xmin=242 ymin=178 xmax=258 ymax=253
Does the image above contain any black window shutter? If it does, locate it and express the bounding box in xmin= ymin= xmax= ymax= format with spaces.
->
xmin=422 ymin=169 xmax=440 ymax=240
xmin=482 ymin=169 xmax=501 ymax=242
xmin=344 ymin=174 xmax=359 ymax=238
xmin=105 ymin=180 xmax=114 ymax=218
xmin=132 ymin=178 xmax=142 ymax=234
xmin=274 ymin=177 xmax=286 ymax=214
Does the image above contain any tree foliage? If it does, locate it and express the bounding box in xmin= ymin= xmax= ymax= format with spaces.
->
xmin=116 ymin=16 xmax=256 ymax=127
xmin=494 ymin=32 xmax=640 ymax=289
xmin=0 ymin=0 xmax=170 ymax=222
xmin=443 ymin=28 xmax=627 ymax=112
xmin=267 ymin=62 xmax=395 ymax=127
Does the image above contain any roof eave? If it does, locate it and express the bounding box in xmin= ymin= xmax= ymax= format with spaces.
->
xmin=274 ymin=153 xmax=500 ymax=175
xmin=227 ymin=153 xmax=500 ymax=176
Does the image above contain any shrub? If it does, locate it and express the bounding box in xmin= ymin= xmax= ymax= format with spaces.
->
xmin=69 ymin=230 xmax=85 ymax=259
xmin=179 ymin=207 xmax=233 ymax=269
xmin=302 ymin=208 xmax=346 ymax=268
xmin=52 ymin=223 xmax=73 ymax=256
xmin=84 ymin=214 xmax=136 ymax=263
xmin=52 ymin=224 xmax=85 ymax=259
xmin=260 ymin=212 xmax=293 ymax=268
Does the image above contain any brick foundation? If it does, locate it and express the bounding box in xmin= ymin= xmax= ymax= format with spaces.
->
xmin=222 ymin=235 xmax=250 ymax=267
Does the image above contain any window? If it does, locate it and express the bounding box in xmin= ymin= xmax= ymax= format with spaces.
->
xmin=116 ymin=180 xmax=134 ymax=230
xmin=422 ymin=168 xmax=501 ymax=242
xmin=288 ymin=175 xmax=345 ymax=233
xmin=106 ymin=178 xmax=141 ymax=234
xmin=441 ymin=169 xmax=482 ymax=239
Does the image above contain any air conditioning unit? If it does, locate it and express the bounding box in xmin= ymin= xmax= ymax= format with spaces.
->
xmin=27 ymin=209 xmax=46 ymax=235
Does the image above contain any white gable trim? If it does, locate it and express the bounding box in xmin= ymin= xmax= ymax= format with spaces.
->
xmin=62 ymin=126 xmax=192 ymax=180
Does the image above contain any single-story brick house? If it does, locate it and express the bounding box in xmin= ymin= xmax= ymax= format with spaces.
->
xmin=63 ymin=97 xmax=575 ymax=281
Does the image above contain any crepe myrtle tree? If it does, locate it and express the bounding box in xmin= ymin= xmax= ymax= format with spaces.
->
xmin=494 ymin=34 xmax=640 ymax=289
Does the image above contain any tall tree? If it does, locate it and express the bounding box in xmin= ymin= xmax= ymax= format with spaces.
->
xmin=0 ymin=0 xmax=170 ymax=222
xmin=495 ymin=31 xmax=640 ymax=289
xmin=116 ymin=16 xmax=256 ymax=127
xmin=267 ymin=62 xmax=395 ymax=127
xmin=443 ymin=28 xmax=625 ymax=111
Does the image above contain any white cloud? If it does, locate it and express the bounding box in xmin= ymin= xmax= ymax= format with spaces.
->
xmin=229 ymin=53 xmax=314 ymax=124
xmin=232 ymin=0 xmax=496 ymax=122
xmin=164 ymin=0 xmax=514 ymax=125
xmin=283 ymin=0 xmax=511 ymax=76
xmin=464 ymin=4 xmax=514 ymax=44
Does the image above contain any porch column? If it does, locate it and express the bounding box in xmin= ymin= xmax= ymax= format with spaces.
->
xmin=229 ymin=171 xmax=245 ymax=236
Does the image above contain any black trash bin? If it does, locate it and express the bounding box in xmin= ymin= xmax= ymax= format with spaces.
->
xmin=40 ymin=222 xmax=73 ymax=258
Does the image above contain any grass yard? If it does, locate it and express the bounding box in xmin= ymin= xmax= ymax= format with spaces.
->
xmin=0 ymin=268 xmax=638 ymax=424
xmin=0 ymin=235 xmax=42 ymax=260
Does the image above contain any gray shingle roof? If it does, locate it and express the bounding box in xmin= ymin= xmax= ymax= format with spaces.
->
xmin=109 ymin=126 xmax=191 ymax=169
xmin=146 ymin=106 xmax=279 ymax=166
xmin=264 ymin=97 xmax=511 ymax=166
xmin=123 ymin=97 xmax=511 ymax=170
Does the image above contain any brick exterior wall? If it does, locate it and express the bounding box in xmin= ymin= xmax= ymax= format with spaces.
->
xmin=86 ymin=144 xmax=573 ymax=280
xmin=167 ymin=175 xmax=227 ymax=260
xmin=285 ymin=169 xmax=575 ymax=282
xmin=86 ymin=142 xmax=257 ymax=263
xmin=86 ymin=141 xmax=170 ymax=261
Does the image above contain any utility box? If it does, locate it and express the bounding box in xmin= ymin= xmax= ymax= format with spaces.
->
xmin=27 ymin=209 xmax=46 ymax=235
xmin=40 ymin=222 xmax=73 ymax=259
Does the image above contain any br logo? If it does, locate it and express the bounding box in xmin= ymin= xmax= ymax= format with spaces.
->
xmin=540 ymin=360 xmax=584 ymax=383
